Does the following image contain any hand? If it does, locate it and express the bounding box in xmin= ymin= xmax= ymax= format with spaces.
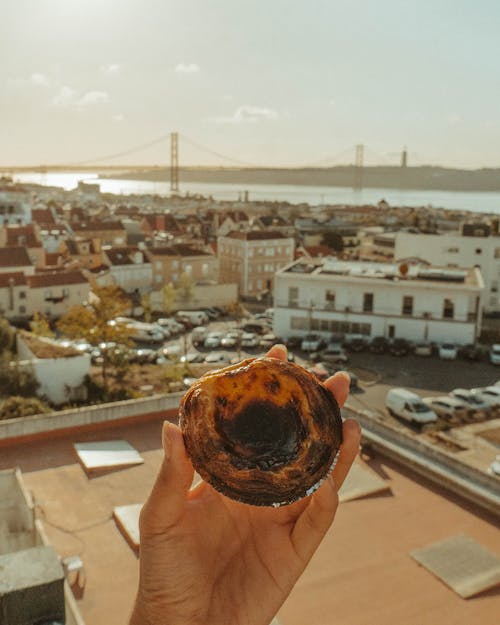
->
xmin=130 ymin=345 xmax=361 ymax=625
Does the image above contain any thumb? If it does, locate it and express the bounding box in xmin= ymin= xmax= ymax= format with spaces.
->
xmin=140 ymin=421 xmax=195 ymax=535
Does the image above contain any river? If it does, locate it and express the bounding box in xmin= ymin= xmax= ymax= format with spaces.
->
xmin=7 ymin=171 xmax=500 ymax=214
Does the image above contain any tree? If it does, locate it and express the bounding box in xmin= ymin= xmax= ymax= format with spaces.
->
xmin=29 ymin=312 xmax=55 ymax=338
xmin=177 ymin=272 xmax=194 ymax=305
xmin=0 ymin=318 xmax=15 ymax=357
xmin=0 ymin=396 xmax=49 ymax=421
xmin=321 ymin=231 xmax=344 ymax=252
xmin=57 ymin=285 xmax=132 ymax=390
xmin=141 ymin=292 xmax=152 ymax=322
xmin=0 ymin=360 xmax=39 ymax=398
xmin=161 ymin=283 xmax=177 ymax=314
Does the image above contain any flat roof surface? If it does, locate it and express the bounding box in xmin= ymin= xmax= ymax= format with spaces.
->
xmin=1 ymin=417 xmax=499 ymax=625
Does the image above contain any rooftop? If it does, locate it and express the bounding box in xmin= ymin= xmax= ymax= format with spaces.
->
xmin=224 ymin=230 xmax=289 ymax=241
xmin=27 ymin=270 xmax=88 ymax=288
xmin=281 ymin=258 xmax=481 ymax=287
xmin=0 ymin=415 xmax=497 ymax=625
xmin=18 ymin=331 xmax=81 ymax=359
xmin=0 ymin=246 xmax=33 ymax=268
xmin=146 ymin=244 xmax=212 ymax=257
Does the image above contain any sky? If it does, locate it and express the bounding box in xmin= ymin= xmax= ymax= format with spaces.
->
xmin=1 ymin=0 xmax=500 ymax=169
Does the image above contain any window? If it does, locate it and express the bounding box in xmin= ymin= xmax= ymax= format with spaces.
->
xmin=248 ymin=280 xmax=253 ymax=290
xmin=363 ymin=292 xmax=373 ymax=312
xmin=495 ymin=247 xmax=500 ymax=259
xmin=19 ymin=306 xmax=26 ymax=314
xmin=289 ymin=286 xmax=299 ymax=306
xmin=172 ymin=260 xmax=179 ymax=269
xmin=62 ymin=288 xmax=69 ymax=297
xmin=265 ymin=248 xmax=275 ymax=256
xmin=156 ymin=261 xmax=162 ymax=270
xmin=325 ymin=289 xmax=335 ymax=309
xmin=402 ymin=296 xmax=413 ymax=316
xmin=248 ymin=248 xmax=253 ymax=257
xmin=257 ymin=279 xmax=263 ymax=289
xmin=443 ymin=298 xmax=454 ymax=319
xmin=291 ymin=316 xmax=308 ymax=330
xmin=475 ymin=248 xmax=482 ymax=255
xmin=446 ymin=247 xmax=459 ymax=253
xmin=155 ymin=275 xmax=162 ymax=283
xmin=19 ymin=291 xmax=26 ymax=299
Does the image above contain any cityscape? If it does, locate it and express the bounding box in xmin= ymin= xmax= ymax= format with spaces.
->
xmin=1 ymin=2 xmax=500 ymax=625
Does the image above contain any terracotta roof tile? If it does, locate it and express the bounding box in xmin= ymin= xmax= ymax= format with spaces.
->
xmin=0 ymin=246 xmax=33 ymax=268
xmin=224 ymin=230 xmax=287 ymax=241
xmin=27 ymin=270 xmax=88 ymax=288
xmin=0 ymin=271 xmax=27 ymax=287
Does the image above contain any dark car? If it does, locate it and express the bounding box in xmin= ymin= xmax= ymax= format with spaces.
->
xmin=389 ymin=338 xmax=410 ymax=356
xmin=308 ymin=362 xmax=359 ymax=390
xmin=345 ymin=336 xmax=368 ymax=352
xmin=458 ymin=344 xmax=482 ymax=361
xmin=286 ymin=336 xmax=303 ymax=349
xmin=369 ymin=336 xmax=389 ymax=354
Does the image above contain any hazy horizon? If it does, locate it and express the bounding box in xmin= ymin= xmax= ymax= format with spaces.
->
xmin=1 ymin=1 xmax=499 ymax=169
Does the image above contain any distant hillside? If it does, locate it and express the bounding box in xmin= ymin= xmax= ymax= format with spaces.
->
xmin=104 ymin=165 xmax=500 ymax=192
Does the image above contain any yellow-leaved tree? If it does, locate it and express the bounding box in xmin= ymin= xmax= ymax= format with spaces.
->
xmin=57 ymin=285 xmax=132 ymax=390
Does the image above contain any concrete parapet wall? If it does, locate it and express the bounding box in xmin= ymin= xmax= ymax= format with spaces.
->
xmin=344 ymin=404 xmax=500 ymax=517
xmin=0 ymin=393 xmax=183 ymax=445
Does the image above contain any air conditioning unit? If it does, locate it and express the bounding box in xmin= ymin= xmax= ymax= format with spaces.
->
xmin=0 ymin=546 xmax=65 ymax=625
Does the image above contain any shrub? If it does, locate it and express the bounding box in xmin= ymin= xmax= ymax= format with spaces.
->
xmin=0 ymin=396 xmax=49 ymax=420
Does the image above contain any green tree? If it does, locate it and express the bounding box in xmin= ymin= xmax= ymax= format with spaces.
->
xmin=0 ymin=396 xmax=49 ymax=421
xmin=57 ymin=285 xmax=132 ymax=390
xmin=29 ymin=312 xmax=55 ymax=338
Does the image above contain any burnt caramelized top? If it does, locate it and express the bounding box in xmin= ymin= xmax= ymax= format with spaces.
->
xmin=179 ymin=357 xmax=343 ymax=506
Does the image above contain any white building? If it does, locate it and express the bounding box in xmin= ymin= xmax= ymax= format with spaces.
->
xmin=218 ymin=231 xmax=295 ymax=298
xmin=103 ymin=247 xmax=152 ymax=294
xmin=273 ymin=258 xmax=483 ymax=345
xmin=394 ymin=230 xmax=500 ymax=313
xmin=0 ymin=187 xmax=32 ymax=225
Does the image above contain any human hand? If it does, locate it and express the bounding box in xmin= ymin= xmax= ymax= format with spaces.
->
xmin=130 ymin=345 xmax=361 ymax=625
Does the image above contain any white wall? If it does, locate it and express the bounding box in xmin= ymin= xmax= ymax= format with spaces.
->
xmin=150 ymin=282 xmax=238 ymax=311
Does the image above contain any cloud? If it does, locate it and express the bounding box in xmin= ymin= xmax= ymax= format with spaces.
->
xmin=51 ymin=85 xmax=78 ymax=107
xmin=77 ymin=90 xmax=109 ymax=108
xmin=101 ymin=63 xmax=122 ymax=74
xmin=30 ymin=73 xmax=50 ymax=86
xmin=174 ymin=63 xmax=200 ymax=74
xmin=210 ymin=105 xmax=279 ymax=124
xmin=112 ymin=113 xmax=125 ymax=122
xmin=50 ymin=87 xmax=109 ymax=110
xmin=447 ymin=114 xmax=463 ymax=126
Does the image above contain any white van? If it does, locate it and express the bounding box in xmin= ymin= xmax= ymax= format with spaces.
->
xmin=385 ymin=388 xmax=437 ymax=425
xmin=176 ymin=310 xmax=209 ymax=325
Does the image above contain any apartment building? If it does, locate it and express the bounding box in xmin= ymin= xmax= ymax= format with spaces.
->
xmin=146 ymin=244 xmax=218 ymax=288
xmin=103 ymin=247 xmax=152 ymax=294
xmin=394 ymin=228 xmax=500 ymax=312
xmin=0 ymin=186 xmax=32 ymax=225
xmin=218 ymin=230 xmax=295 ymax=298
xmin=71 ymin=220 xmax=126 ymax=246
xmin=273 ymin=258 xmax=483 ymax=345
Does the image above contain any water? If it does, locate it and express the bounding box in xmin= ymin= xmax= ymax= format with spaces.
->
xmin=7 ymin=171 xmax=500 ymax=214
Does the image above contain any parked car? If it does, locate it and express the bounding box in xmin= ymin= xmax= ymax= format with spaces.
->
xmin=221 ymin=330 xmax=242 ymax=348
xmin=488 ymin=455 xmax=500 ymax=476
xmin=414 ymin=342 xmax=433 ymax=357
xmin=301 ymin=334 xmax=325 ymax=352
xmin=183 ymin=376 xmax=199 ymax=388
xmin=345 ymin=335 xmax=368 ymax=352
xmin=389 ymin=338 xmax=410 ymax=356
xmin=204 ymin=352 xmax=232 ymax=364
xmin=286 ymin=336 xmax=303 ymax=349
xmin=259 ymin=333 xmax=281 ymax=349
xmin=180 ymin=351 xmax=205 ymax=364
xmin=157 ymin=318 xmax=185 ymax=334
xmin=369 ymin=336 xmax=389 ymax=354
xmin=422 ymin=396 xmax=469 ymax=423
xmin=176 ymin=310 xmax=209 ymax=325
xmin=449 ymin=388 xmax=489 ymax=413
xmin=385 ymin=388 xmax=437 ymax=425
xmin=315 ymin=343 xmax=348 ymax=364
xmin=241 ymin=322 xmax=270 ymax=335
xmin=202 ymin=308 xmax=221 ymax=320
xmin=438 ymin=343 xmax=458 ymax=360
xmin=458 ymin=343 xmax=482 ymax=361
xmin=204 ymin=331 xmax=225 ymax=349
xmin=489 ymin=344 xmax=500 ymax=365
xmin=191 ymin=326 xmax=208 ymax=347
xmin=308 ymin=362 xmax=359 ymax=391
xmin=241 ymin=332 xmax=260 ymax=348
xmin=470 ymin=386 xmax=500 ymax=407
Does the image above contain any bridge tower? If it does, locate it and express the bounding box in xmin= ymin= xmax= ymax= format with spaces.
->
xmin=353 ymin=144 xmax=364 ymax=190
xmin=401 ymin=146 xmax=408 ymax=168
xmin=170 ymin=132 xmax=179 ymax=193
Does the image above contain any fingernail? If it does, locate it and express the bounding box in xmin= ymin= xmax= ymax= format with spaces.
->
xmin=162 ymin=421 xmax=172 ymax=460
